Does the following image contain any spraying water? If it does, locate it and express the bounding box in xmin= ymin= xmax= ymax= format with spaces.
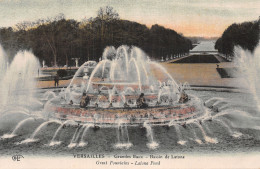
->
xmin=143 ymin=122 xmax=159 ymax=149
xmin=173 ymin=124 xmax=187 ymax=145
xmin=194 ymin=122 xmax=218 ymax=144
xmin=68 ymin=128 xmax=80 ymax=148
xmin=78 ymin=124 xmax=93 ymax=147
xmin=214 ymin=119 xmax=242 ymax=138
xmin=0 ymin=45 xmax=7 ymax=80
xmin=191 ymin=129 xmax=202 ymax=144
xmin=49 ymin=120 xmax=75 ymax=146
xmin=19 ymin=120 xmax=62 ymax=144
xmin=234 ymin=44 xmax=260 ymax=112
xmin=0 ymin=50 xmax=40 ymax=107
xmin=64 ymin=45 xmax=181 ymax=106
xmin=114 ymin=121 xmax=132 ymax=149
xmin=68 ymin=125 xmax=86 ymax=148
xmin=1 ymin=117 xmax=34 ymax=139
xmin=43 ymin=91 xmax=57 ymax=101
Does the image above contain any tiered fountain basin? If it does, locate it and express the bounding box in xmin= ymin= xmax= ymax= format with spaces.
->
xmin=43 ymin=46 xmax=209 ymax=127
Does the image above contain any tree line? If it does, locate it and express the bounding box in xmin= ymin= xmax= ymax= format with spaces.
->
xmin=0 ymin=6 xmax=192 ymax=67
xmin=215 ymin=19 xmax=259 ymax=57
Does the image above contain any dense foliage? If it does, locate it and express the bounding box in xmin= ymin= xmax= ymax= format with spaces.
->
xmin=0 ymin=6 xmax=192 ymax=67
xmin=57 ymin=69 xmax=68 ymax=78
xmin=215 ymin=20 xmax=259 ymax=56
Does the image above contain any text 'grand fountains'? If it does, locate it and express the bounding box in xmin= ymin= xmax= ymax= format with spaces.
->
xmin=1 ymin=45 xmax=260 ymax=152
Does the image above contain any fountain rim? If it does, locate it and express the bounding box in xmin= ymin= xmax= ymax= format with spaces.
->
xmin=45 ymin=94 xmax=207 ymax=127
xmin=91 ymin=82 xmax=140 ymax=86
xmin=36 ymin=86 xmax=247 ymax=94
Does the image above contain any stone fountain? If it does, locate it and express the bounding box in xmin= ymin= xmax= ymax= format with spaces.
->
xmin=44 ymin=46 xmax=206 ymax=127
xmin=1 ymin=44 xmax=260 ymax=151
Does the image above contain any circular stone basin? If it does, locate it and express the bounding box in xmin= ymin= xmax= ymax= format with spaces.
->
xmin=45 ymin=96 xmax=206 ymax=127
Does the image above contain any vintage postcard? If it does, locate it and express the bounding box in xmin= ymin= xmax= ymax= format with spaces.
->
xmin=0 ymin=0 xmax=259 ymax=168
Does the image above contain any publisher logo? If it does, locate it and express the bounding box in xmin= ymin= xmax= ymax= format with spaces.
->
xmin=12 ymin=155 xmax=24 ymax=161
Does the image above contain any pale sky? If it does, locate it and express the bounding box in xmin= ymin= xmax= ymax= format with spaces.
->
xmin=0 ymin=0 xmax=259 ymax=37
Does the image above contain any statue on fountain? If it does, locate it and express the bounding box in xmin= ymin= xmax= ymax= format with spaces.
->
xmin=80 ymin=92 xmax=90 ymax=108
xmin=178 ymin=90 xmax=189 ymax=103
xmin=124 ymin=102 xmax=130 ymax=108
xmin=136 ymin=93 xmax=148 ymax=108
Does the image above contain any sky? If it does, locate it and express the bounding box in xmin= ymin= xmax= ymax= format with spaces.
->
xmin=0 ymin=0 xmax=259 ymax=37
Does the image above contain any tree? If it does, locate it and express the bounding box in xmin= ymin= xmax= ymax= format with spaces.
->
xmin=215 ymin=20 xmax=259 ymax=56
xmin=97 ymin=6 xmax=119 ymax=21
xmin=0 ymin=7 xmax=192 ymax=65
xmin=96 ymin=6 xmax=119 ymax=48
